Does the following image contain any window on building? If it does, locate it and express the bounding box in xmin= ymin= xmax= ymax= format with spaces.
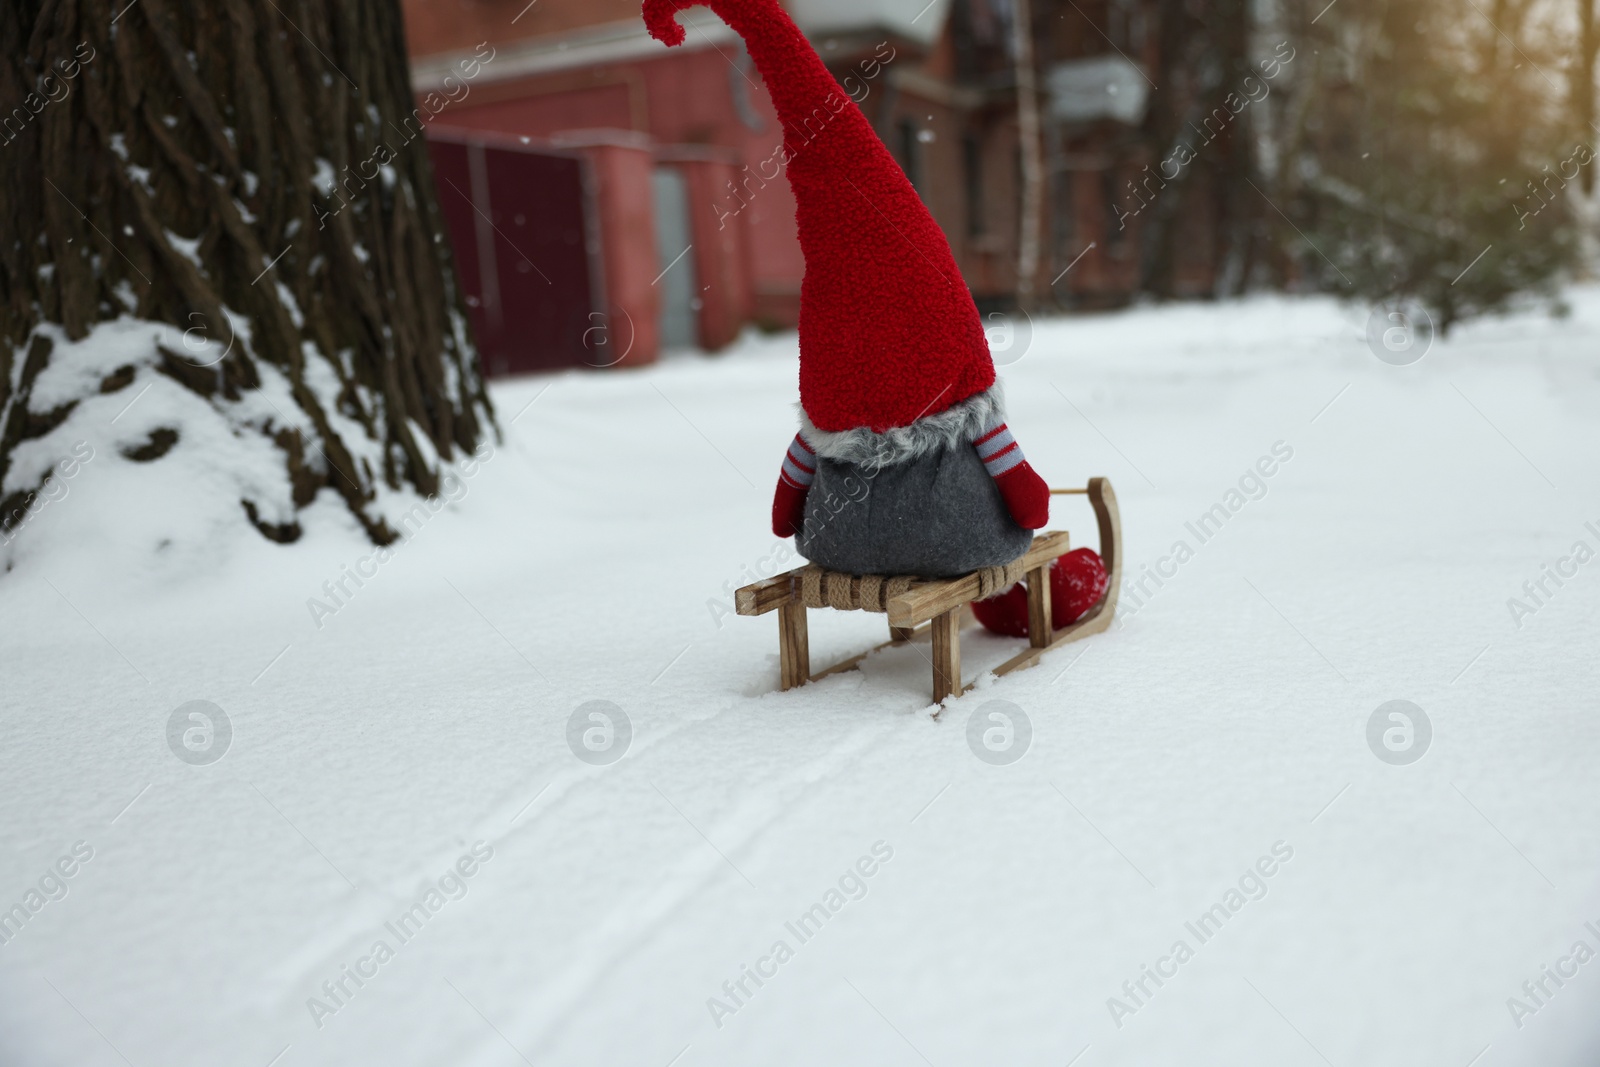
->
xmin=963 ymin=133 xmax=984 ymax=236
xmin=897 ymin=119 xmax=921 ymax=190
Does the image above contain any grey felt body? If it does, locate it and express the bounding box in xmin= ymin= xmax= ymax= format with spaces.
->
xmin=796 ymin=441 xmax=1032 ymax=578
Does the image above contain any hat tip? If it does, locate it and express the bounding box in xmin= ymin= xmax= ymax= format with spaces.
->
xmin=642 ymin=0 xmax=689 ymax=46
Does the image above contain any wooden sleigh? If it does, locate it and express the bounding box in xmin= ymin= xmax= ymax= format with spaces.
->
xmin=734 ymin=478 xmax=1122 ymax=704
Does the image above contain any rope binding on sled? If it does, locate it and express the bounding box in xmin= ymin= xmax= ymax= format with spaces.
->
xmin=794 ymin=554 xmax=1031 ymax=613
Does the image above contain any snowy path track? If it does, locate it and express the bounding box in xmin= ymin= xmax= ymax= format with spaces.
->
xmin=3 ymin=293 xmax=1600 ymax=1066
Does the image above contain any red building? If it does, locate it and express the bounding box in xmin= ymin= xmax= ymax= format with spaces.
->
xmin=401 ymin=0 xmax=1221 ymax=372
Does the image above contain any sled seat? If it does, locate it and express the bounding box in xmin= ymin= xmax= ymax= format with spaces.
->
xmin=735 ymin=478 xmax=1122 ymax=704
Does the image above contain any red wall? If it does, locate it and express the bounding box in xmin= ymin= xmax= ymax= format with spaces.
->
xmin=425 ymin=46 xmax=805 ymax=327
xmin=426 ymin=136 xmax=604 ymax=375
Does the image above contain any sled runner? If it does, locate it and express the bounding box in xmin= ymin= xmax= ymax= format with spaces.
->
xmin=735 ymin=478 xmax=1122 ymax=704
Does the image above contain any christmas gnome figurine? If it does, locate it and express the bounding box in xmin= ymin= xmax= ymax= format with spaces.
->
xmin=645 ymin=0 xmax=1052 ymax=578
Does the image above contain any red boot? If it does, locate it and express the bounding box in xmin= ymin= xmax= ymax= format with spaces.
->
xmin=972 ymin=548 xmax=1108 ymax=637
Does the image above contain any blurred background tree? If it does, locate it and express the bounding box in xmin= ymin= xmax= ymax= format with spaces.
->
xmin=1275 ymin=0 xmax=1585 ymax=331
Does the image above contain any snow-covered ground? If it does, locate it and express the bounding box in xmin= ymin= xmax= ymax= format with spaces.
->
xmin=3 ymin=291 xmax=1599 ymax=1067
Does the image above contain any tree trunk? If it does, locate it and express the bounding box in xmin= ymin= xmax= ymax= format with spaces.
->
xmin=1011 ymin=0 xmax=1044 ymax=310
xmin=1205 ymin=0 xmax=1259 ymax=297
xmin=0 ymin=0 xmax=492 ymax=546
xmin=1136 ymin=0 xmax=1208 ymax=298
xmin=1135 ymin=0 xmax=1260 ymax=299
xmin=1579 ymin=0 xmax=1597 ymax=194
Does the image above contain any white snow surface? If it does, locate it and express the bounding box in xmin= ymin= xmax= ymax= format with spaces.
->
xmin=2 ymin=292 xmax=1599 ymax=1067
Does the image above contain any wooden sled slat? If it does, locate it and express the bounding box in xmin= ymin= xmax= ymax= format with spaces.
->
xmin=736 ymin=573 xmax=800 ymax=616
xmin=883 ymin=530 xmax=1070 ymax=628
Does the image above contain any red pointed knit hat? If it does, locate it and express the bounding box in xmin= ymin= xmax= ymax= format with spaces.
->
xmin=644 ymin=0 xmax=994 ymax=434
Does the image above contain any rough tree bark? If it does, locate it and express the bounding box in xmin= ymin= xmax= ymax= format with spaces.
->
xmin=0 ymin=0 xmax=493 ymax=545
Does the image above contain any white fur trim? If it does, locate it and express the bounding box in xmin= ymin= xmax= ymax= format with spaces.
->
xmin=799 ymin=383 xmax=1006 ymax=471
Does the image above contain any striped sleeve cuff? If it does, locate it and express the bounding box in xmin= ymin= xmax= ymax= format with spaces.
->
xmin=779 ymin=433 xmax=816 ymax=488
xmin=973 ymin=422 xmax=1024 ymax=477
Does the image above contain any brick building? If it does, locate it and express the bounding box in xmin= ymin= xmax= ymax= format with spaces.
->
xmin=401 ymin=0 xmax=1220 ymax=371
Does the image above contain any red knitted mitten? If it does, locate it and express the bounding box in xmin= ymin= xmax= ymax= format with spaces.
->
xmin=973 ymin=423 xmax=1050 ymax=529
xmin=771 ymin=433 xmax=816 ymax=537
